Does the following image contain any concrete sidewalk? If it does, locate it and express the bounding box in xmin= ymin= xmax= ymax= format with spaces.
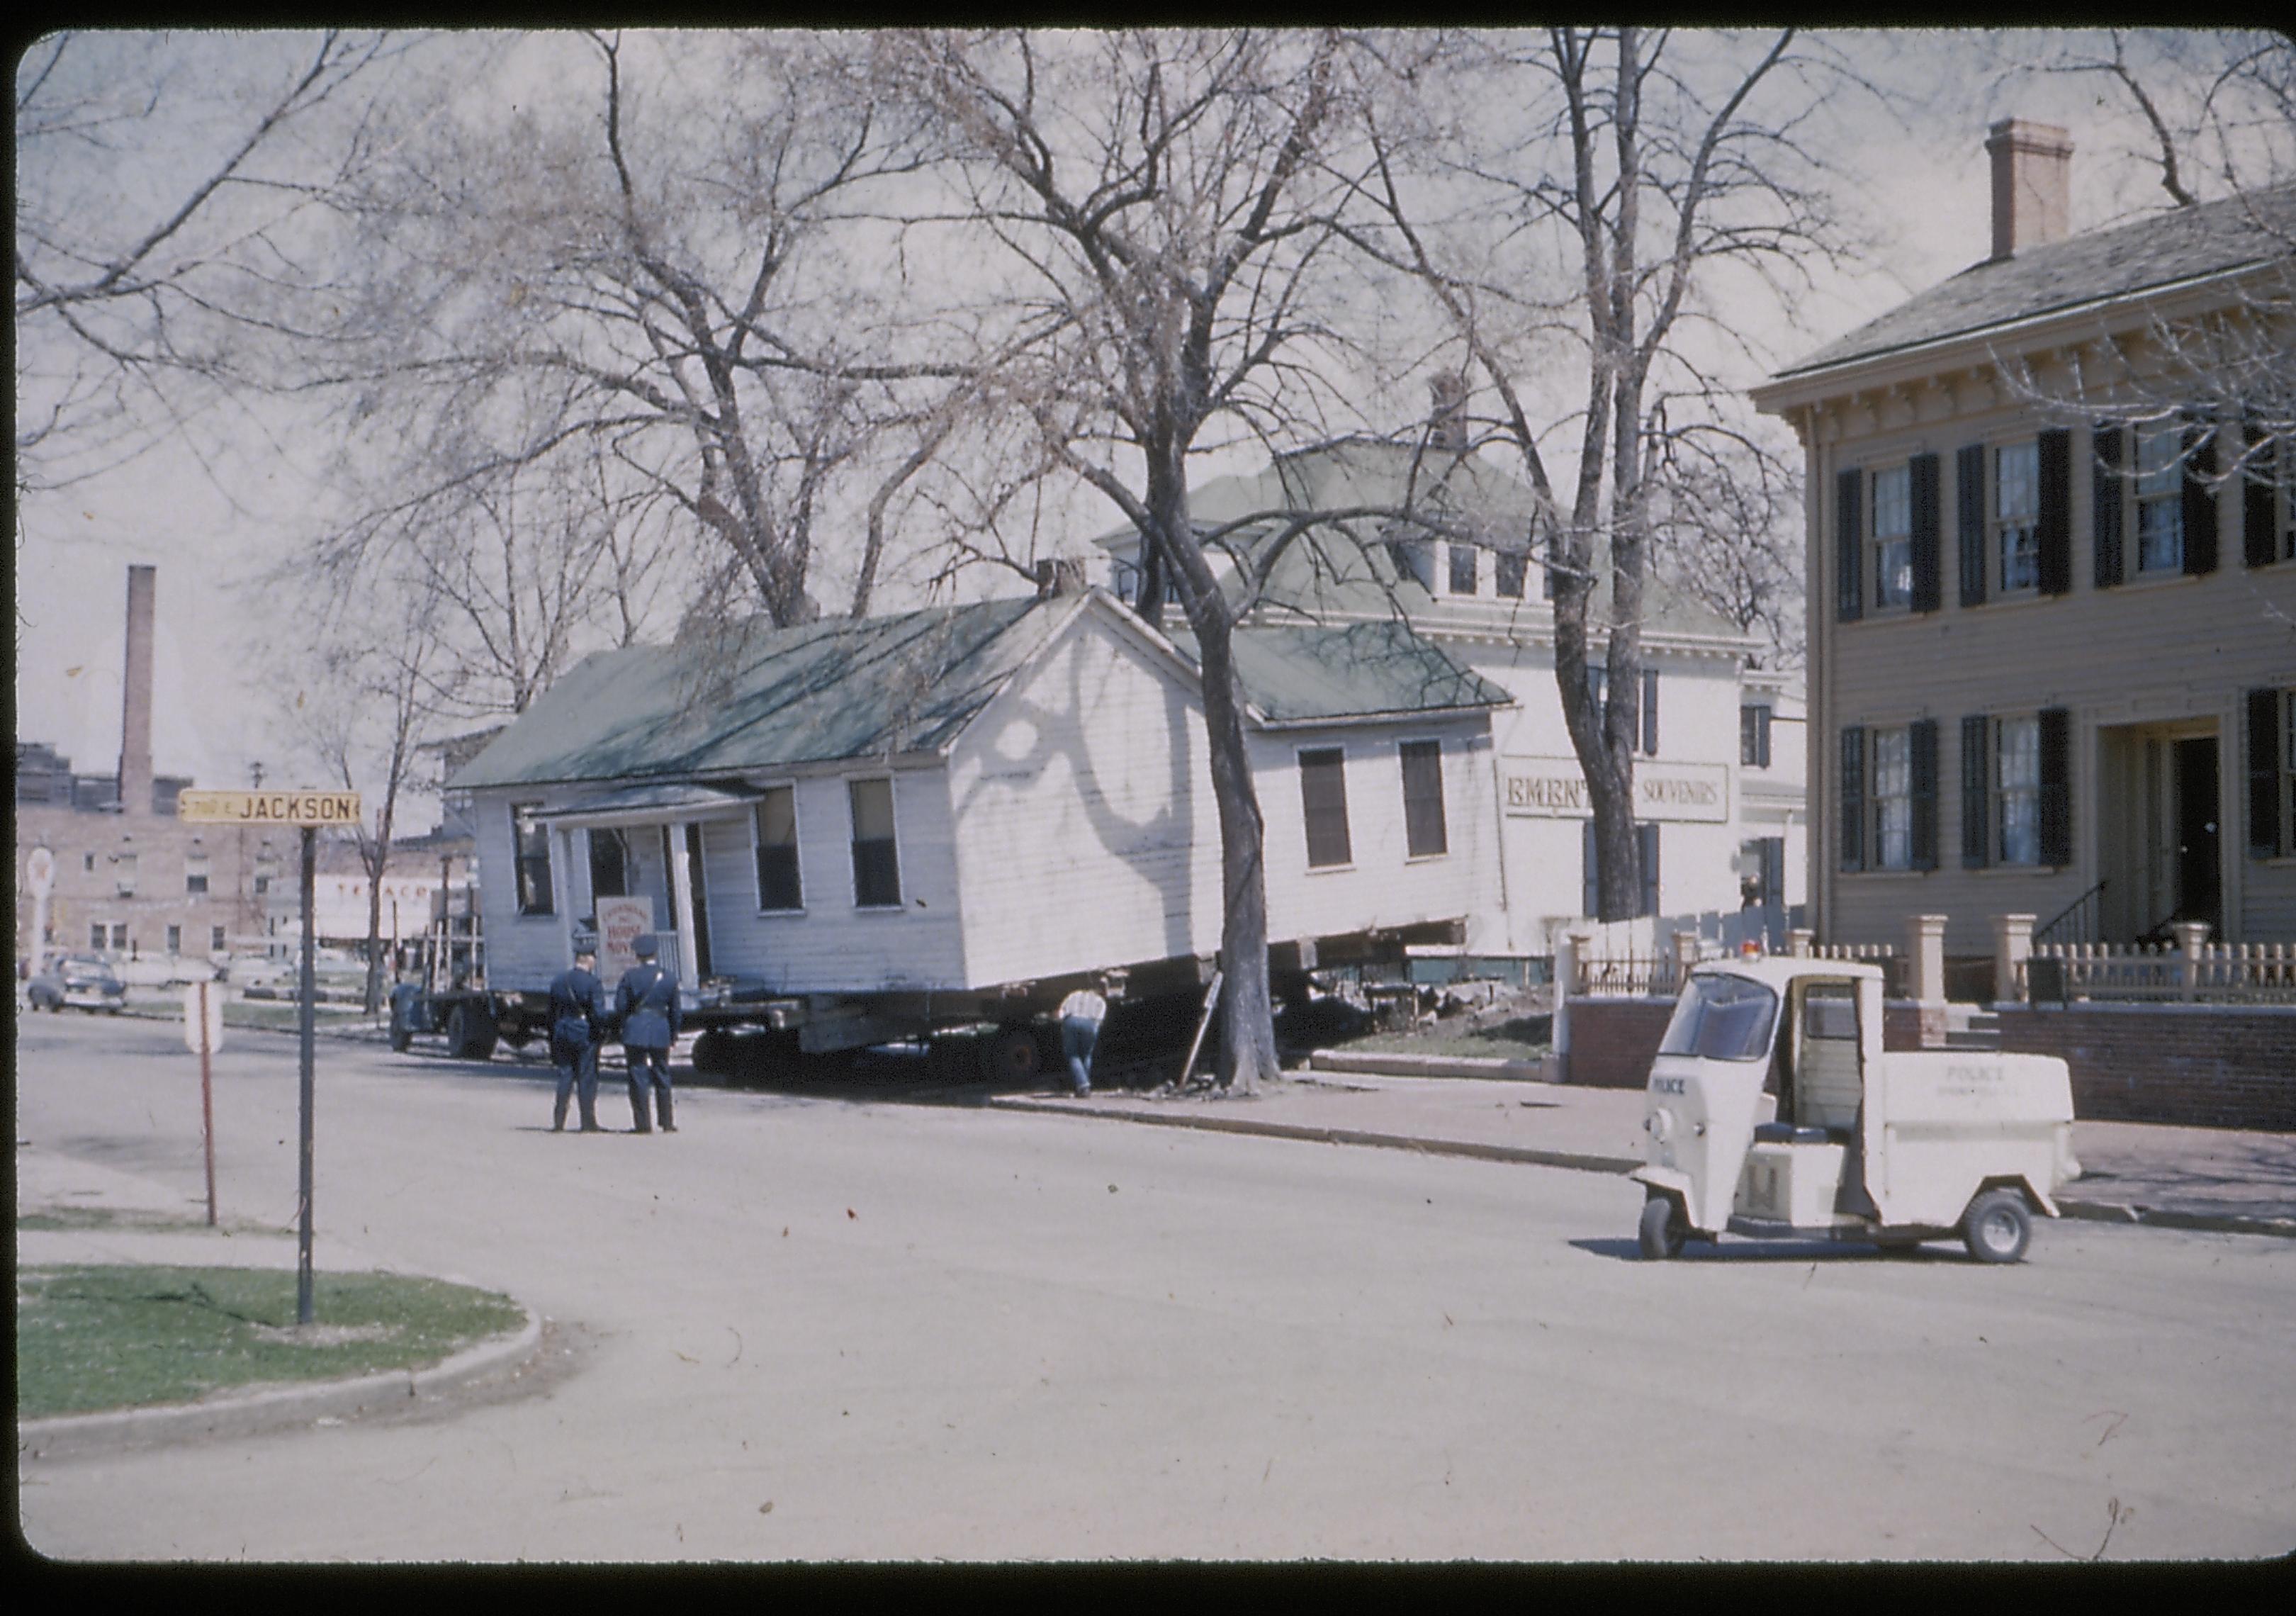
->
xmin=984 ymin=1065 xmax=2296 ymax=1239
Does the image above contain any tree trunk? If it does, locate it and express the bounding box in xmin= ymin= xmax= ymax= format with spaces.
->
xmin=1193 ymin=610 xmax=1281 ymax=1092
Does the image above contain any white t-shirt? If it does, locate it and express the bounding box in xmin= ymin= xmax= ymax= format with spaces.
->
xmin=1059 ymin=989 xmax=1108 ymax=1023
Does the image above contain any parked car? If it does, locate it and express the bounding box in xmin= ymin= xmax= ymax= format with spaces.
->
xmin=26 ymin=954 xmax=128 ymax=1014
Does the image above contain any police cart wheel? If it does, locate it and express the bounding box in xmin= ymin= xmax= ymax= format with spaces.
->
xmin=979 ymin=1026 xmax=1043 ymax=1084
xmin=1961 ymin=1189 xmax=2032 ymax=1264
xmin=1638 ymin=1194 xmax=1687 ymax=1261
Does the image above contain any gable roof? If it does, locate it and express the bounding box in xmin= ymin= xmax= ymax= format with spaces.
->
xmin=1091 ymin=439 xmax=1745 ymax=644
xmin=447 ymin=588 xmax=1508 ymax=792
xmin=1772 ymin=184 xmax=2296 ymax=385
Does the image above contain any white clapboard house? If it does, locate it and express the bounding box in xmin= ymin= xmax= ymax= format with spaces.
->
xmin=446 ymin=584 xmax=1509 ymax=1055
xmin=1096 ymin=437 xmax=1808 ymax=971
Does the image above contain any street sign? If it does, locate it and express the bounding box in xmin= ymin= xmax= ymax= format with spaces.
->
xmin=26 ymin=845 xmax=55 ymax=897
xmin=177 ymin=790 xmax=362 ymax=826
xmin=182 ymin=980 xmax=225 ymax=1054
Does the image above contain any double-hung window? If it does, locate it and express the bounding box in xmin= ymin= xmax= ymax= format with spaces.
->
xmin=1740 ymin=705 xmax=1772 ymax=769
xmin=1400 ymin=741 xmax=1447 ymax=858
xmin=849 ymin=779 xmax=901 ymax=908
xmin=512 ymin=802 xmax=553 ymax=916
xmin=113 ymin=851 xmax=137 ymax=897
xmin=1872 ymin=727 xmax=1913 ymax=870
xmin=1299 ymin=748 xmax=1353 ymax=869
xmin=1996 ymin=441 xmax=2041 ymax=593
xmin=754 ymin=787 xmax=802 ymax=911
xmin=1448 ymin=544 xmax=1478 ymax=595
xmin=1494 ymin=549 xmax=1527 ymax=598
xmin=184 ymin=851 xmax=210 ymax=894
xmin=1994 ymin=715 xmax=2042 ymax=866
xmin=2250 ymin=687 xmax=2296 ymax=860
xmin=2134 ymin=422 xmax=2185 ymax=573
xmin=1871 ymin=466 xmax=1913 ymax=610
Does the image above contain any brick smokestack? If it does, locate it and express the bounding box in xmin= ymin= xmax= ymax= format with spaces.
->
xmin=119 ymin=564 xmax=156 ymax=817
xmin=1986 ymin=118 xmax=2073 ymax=262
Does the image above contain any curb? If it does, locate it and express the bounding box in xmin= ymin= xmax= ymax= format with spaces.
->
xmin=16 ymin=1305 xmax=544 ymax=1460
xmin=1308 ymin=1049 xmax=1551 ymax=1081
xmin=985 ymin=1096 xmax=2296 ymax=1240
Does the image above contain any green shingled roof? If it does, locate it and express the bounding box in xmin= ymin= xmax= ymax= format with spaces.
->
xmin=448 ymin=590 xmax=1507 ymax=792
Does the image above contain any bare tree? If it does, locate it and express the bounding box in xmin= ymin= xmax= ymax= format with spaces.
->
xmin=13 ymin=30 xmax=417 ymax=494
xmin=891 ymin=28 xmax=1385 ymax=1091
xmin=317 ymin=29 xmax=964 ymax=631
xmin=1354 ymin=26 xmax=1863 ymax=919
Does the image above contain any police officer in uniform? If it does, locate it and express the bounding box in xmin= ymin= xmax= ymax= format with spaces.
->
xmin=617 ymin=933 xmax=681 ymax=1133
xmin=548 ymin=937 xmax=609 ymax=1133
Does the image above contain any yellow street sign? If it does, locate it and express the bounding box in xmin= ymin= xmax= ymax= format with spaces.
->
xmin=177 ymin=790 xmax=363 ymax=826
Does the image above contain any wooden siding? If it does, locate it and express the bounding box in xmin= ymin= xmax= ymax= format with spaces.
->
xmin=1802 ymin=391 xmax=2296 ymax=952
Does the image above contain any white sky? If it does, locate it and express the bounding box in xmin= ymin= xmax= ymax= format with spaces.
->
xmin=13 ymin=28 xmax=2260 ymax=808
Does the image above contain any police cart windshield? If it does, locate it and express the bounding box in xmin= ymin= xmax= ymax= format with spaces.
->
xmin=1658 ymin=973 xmax=1778 ymax=1061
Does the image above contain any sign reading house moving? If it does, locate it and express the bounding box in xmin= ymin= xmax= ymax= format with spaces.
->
xmin=177 ymin=790 xmax=364 ymax=826
xmin=1500 ymin=758 xmax=1727 ymax=823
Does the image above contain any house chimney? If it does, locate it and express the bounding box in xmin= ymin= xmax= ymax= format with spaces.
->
xmin=1986 ymin=118 xmax=2073 ymax=261
xmin=1429 ymin=371 xmax=1470 ymax=452
xmin=118 ymin=565 xmax=157 ymax=817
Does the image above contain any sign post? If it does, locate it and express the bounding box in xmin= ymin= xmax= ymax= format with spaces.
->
xmin=180 ymin=790 xmax=359 ymax=1326
xmin=182 ymin=980 xmax=225 ymax=1225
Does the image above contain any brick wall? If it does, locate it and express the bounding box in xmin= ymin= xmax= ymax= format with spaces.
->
xmin=1564 ymin=994 xmax=2294 ymax=1130
xmin=1992 ymin=1005 xmax=2296 ymax=1130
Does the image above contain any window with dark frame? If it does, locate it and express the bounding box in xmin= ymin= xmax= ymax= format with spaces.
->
xmin=1299 ymin=748 xmax=1353 ymax=868
xmin=512 ymin=802 xmax=553 ymax=916
xmin=184 ymin=851 xmax=209 ymax=894
xmin=848 ymin=778 xmax=901 ymax=908
xmin=1740 ymin=705 xmax=1772 ymax=769
xmin=1495 ymin=549 xmax=1527 ymax=598
xmin=1400 ymin=741 xmax=1448 ymax=858
xmin=1580 ymin=819 xmax=1660 ymax=917
xmin=211 ymin=925 xmax=226 ymax=952
xmin=754 ymin=787 xmax=803 ymax=911
xmin=1448 ymin=543 xmax=1478 ymax=595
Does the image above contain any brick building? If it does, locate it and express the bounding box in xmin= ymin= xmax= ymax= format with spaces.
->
xmin=14 ymin=567 xmax=276 ymax=966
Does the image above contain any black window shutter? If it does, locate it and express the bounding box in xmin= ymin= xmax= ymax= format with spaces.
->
xmin=1638 ymin=823 xmax=1661 ymax=919
xmin=2250 ymin=688 xmax=2286 ymax=858
xmin=1957 ymin=443 xmax=1988 ymax=607
xmin=1909 ymin=452 xmax=1942 ymax=612
xmin=1582 ymin=817 xmax=1599 ymax=916
xmin=2183 ymin=417 xmax=2219 ymax=576
xmin=2246 ymin=421 xmax=2278 ymax=568
xmin=1840 ymin=726 xmax=1866 ymax=872
xmin=2038 ymin=707 xmax=2072 ymax=867
xmin=2037 ymin=427 xmax=2073 ymax=595
xmin=1836 ymin=468 xmax=1863 ymax=622
xmin=1909 ymin=717 xmax=1939 ymax=871
xmin=1641 ymin=668 xmax=1659 ymax=755
xmin=2093 ymin=424 xmax=2124 ymax=589
xmin=1961 ymin=714 xmax=1991 ymax=869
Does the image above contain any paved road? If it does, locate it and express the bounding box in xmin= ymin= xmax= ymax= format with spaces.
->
xmin=15 ymin=1013 xmax=2294 ymax=1562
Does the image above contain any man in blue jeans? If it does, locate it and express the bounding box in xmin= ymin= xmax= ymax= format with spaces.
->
xmin=1057 ymin=980 xmax=1108 ymax=1096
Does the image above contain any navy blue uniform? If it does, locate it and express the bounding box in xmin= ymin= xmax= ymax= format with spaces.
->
xmin=617 ymin=955 xmax=682 ymax=1133
xmin=548 ymin=962 xmax=609 ymax=1131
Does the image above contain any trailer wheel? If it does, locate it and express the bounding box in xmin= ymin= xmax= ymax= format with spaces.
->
xmin=446 ymin=1003 xmax=498 ymax=1063
xmin=690 ymin=1029 xmax=733 ymax=1076
xmin=1638 ymin=1194 xmax=1687 ymax=1261
xmin=1961 ymin=1189 xmax=2032 ymax=1264
xmin=979 ymin=1026 xmax=1043 ymax=1084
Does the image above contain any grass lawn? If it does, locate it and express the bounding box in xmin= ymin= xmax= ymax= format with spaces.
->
xmin=17 ymin=1264 xmax=525 ymax=1419
xmin=1345 ymin=1011 xmax=1553 ymax=1064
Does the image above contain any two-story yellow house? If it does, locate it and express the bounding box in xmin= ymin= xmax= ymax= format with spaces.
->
xmin=1753 ymin=120 xmax=2295 ymax=970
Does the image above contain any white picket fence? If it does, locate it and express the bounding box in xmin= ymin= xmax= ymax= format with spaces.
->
xmin=2027 ymin=940 xmax=2296 ymax=1003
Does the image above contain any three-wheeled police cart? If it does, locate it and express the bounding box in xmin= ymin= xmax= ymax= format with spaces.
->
xmin=1630 ymin=959 xmax=2080 ymax=1263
